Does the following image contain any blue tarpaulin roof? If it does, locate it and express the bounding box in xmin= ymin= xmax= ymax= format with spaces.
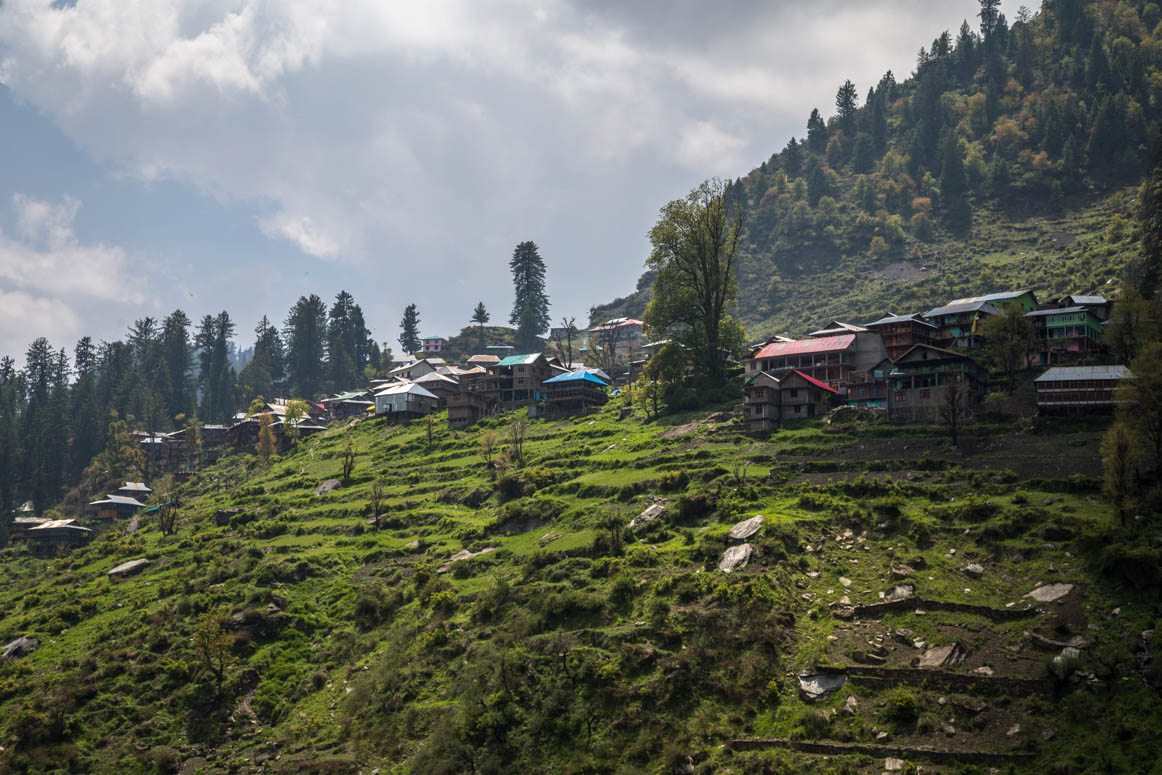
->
xmin=543 ymin=371 xmax=609 ymax=386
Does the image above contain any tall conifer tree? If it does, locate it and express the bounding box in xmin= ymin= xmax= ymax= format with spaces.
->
xmin=508 ymin=241 xmax=550 ymax=352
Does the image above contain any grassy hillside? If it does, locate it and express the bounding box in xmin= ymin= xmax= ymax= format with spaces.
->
xmin=593 ymin=0 xmax=1159 ymax=335
xmin=1 ymin=402 xmax=1159 ymax=773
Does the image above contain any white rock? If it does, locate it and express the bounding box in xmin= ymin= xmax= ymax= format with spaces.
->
xmin=1026 ymin=583 xmax=1074 ymax=603
xmin=718 ymin=543 xmax=753 ymax=573
xmin=729 ymin=515 xmax=764 ymax=540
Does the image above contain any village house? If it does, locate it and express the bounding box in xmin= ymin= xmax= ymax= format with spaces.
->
xmin=492 ymin=353 xmax=555 ymax=409
xmin=1056 ymin=294 xmax=1111 ymax=321
xmin=807 ymin=321 xmax=868 ymax=338
xmin=466 ymin=354 xmax=500 ymax=369
xmin=27 ymin=519 xmax=93 ymax=555
xmin=412 ymin=371 xmax=460 ymax=406
xmin=742 ymin=370 xmax=842 ymax=433
xmin=542 ymin=371 xmax=610 ymax=418
xmin=845 ymin=359 xmax=893 ymax=410
xmin=8 ymin=517 xmax=48 ymax=543
xmin=321 ymin=390 xmax=375 ymax=421
xmin=864 ymin=313 xmax=939 ymax=361
xmin=1034 ymin=365 xmax=1132 ymax=414
xmin=421 ymin=336 xmax=447 ymax=354
xmin=950 ymin=289 xmax=1039 ymax=312
xmin=387 ymin=358 xmax=442 ymax=381
xmin=84 ymin=494 xmax=146 ymax=523
xmin=447 ymin=367 xmax=500 ymax=428
xmin=1026 ymin=306 xmax=1104 ymax=364
xmin=117 ymin=482 xmax=152 ymax=500
xmin=744 ymin=332 xmax=888 ymax=393
xmin=922 ymin=300 xmax=998 ymax=349
xmin=886 ymin=344 xmax=989 ymax=421
xmin=374 ymin=382 xmax=440 ymax=420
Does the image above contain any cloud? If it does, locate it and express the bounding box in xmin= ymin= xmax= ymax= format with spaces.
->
xmin=0 ymin=0 xmax=991 ymax=342
xmin=0 ymin=194 xmax=143 ymax=357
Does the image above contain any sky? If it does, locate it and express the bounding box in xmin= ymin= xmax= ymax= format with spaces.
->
xmin=0 ymin=0 xmax=1007 ymax=362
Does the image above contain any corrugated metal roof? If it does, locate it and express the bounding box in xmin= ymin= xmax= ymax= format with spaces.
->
xmin=754 ymin=334 xmax=855 ymax=359
xmin=949 ymin=290 xmax=1034 ymax=305
xmin=544 ymin=371 xmax=609 ymax=386
xmin=120 ymin=482 xmax=151 ymax=491
xmin=1061 ymin=295 xmax=1107 ymax=305
xmin=866 ymin=313 xmax=937 ymax=328
xmin=924 ymin=301 xmax=998 ymax=318
xmin=374 ymin=383 xmax=439 ymax=399
xmin=497 ymin=353 xmax=544 ymax=366
xmin=1034 ymin=365 xmax=1133 ymax=383
xmin=467 ymin=354 xmax=500 ymax=364
xmin=31 ymin=519 xmax=91 ymax=532
xmin=413 ymin=371 xmax=458 ymax=384
xmin=1026 ymin=306 xmax=1092 ymax=317
xmin=90 ymin=495 xmax=146 ymax=507
xmin=791 ymin=370 xmax=840 ymax=393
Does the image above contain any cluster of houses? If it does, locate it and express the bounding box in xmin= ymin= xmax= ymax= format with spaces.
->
xmin=742 ymin=290 xmax=1131 ymax=433
xmin=9 ymin=482 xmax=159 ymax=555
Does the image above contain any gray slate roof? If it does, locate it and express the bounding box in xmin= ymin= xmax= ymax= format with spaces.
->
xmin=1034 ymin=365 xmax=1133 ymax=383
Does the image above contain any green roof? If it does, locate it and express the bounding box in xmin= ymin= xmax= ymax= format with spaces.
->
xmin=497 ymin=353 xmax=543 ymax=366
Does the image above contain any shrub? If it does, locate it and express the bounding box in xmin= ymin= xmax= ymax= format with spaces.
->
xmin=882 ymin=689 xmax=919 ymax=723
xmin=658 ymin=471 xmax=690 ymax=492
xmin=677 ymin=493 xmax=714 ymax=523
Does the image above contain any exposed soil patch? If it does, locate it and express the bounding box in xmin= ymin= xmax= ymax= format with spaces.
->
xmin=873 ymin=261 xmax=929 ymax=283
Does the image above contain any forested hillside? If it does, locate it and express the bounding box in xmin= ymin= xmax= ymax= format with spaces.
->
xmin=594 ymin=0 xmax=1160 ymax=335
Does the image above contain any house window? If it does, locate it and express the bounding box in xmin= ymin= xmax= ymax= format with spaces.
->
xmin=919 ymin=389 xmax=930 ymax=399
xmin=789 ymin=389 xmax=798 ymax=398
xmin=793 ymin=405 xmax=801 ymax=414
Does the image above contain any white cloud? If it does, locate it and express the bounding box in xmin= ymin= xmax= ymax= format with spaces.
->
xmin=0 ymin=0 xmax=991 ymax=341
xmin=0 ymin=194 xmax=143 ymax=357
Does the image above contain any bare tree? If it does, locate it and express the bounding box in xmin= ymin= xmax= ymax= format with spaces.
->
xmin=193 ymin=608 xmax=236 ymax=693
xmin=1102 ymin=421 xmax=1140 ymax=528
xmin=591 ymin=320 xmax=630 ymax=376
xmin=479 ymin=429 xmax=499 ymax=469
xmin=507 ymin=416 xmax=527 ymax=467
xmin=369 ymin=479 xmax=385 ymax=530
xmin=938 ymin=377 xmax=969 ymax=446
xmin=550 ymin=317 xmax=578 ymax=366
xmin=157 ymin=496 xmax=179 ymax=537
xmin=341 ymin=437 xmax=357 ymax=480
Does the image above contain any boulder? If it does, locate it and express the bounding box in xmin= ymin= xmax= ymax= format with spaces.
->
xmin=718 ymin=544 xmax=753 ymax=573
xmin=885 ymin=584 xmax=914 ymax=602
xmin=842 ymin=695 xmax=859 ymax=716
xmin=963 ymin=563 xmax=985 ymax=579
xmin=728 ymin=515 xmax=764 ymax=540
xmin=893 ymin=627 xmax=914 ymax=646
xmin=629 ymin=503 xmax=667 ymax=532
xmin=884 ymin=758 xmax=905 ymax=772
xmin=313 ymin=479 xmax=341 ymax=496
xmin=1026 ymin=583 xmax=1074 ymax=603
xmin=108 ymin=558 xmax=150 ymax=578
xmin=919 ymin=642 xmax=966 ymax=668
xmin=1 ymin=636 xmax=38 ymax=660
xmin=890 ymin=565 xmax=913 ymax=580
xmin=437 ymin=547 xmax=497 ymax=573
xmin=797 ymin=671 xmax=845 ymax=701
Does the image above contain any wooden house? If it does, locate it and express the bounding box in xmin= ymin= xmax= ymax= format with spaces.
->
xmin=886 ymin=344 xmax=988 ymax=421
xmin=542 ymin=371 xmax=609 ymax=418
xmin=117 ymin=482 xmax=152 ymax=500
xmin=412 ymin=371 xmax=460 ymax=405
xmin=808 ymin=321 xmax=868 ymax=338
xmin=1026 ymin=306 xmax=1104 ymax=364
xmin=387 ymin=359 xmax=441 ymax=382
xmin=321 ymin=390 xmax=375 ymax=420
xmin=1034 ymin=365 xmax=1132 ymax=414
xmin=864 ymin=313 xmax=938 ymax=361
xmin=846 ymin=358 xmax=893 ymax=410
xmin=466 ymin=354 xmax=500 ymax=369
xmin=84 ymin=494 xmax=146 ymax=522
xmin=744 ymin=333 xmax=887 ymax=393
xmin=27 ymin=519 xmax=93 ymax=555
xmin=8 ymin=517 xmax=48 ymax=542
xmin=374 ymin=383 xmax=440 ymax=420
xmin=922 ymin=300 xmax=998 ymax=350
xmin=447 ymin=367 xmax=500 ymax=428
xmin=948 ymin=290 xmax=1039 ymax=312
xmin=1056 ymin=294 xmax=1111 ymax=321
xmin=491 ymin=353 xmax=554 ymax=408
xmin=742 ymin=370 xmax=841 ymax=433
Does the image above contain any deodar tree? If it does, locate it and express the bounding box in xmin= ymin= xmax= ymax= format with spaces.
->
xmin=644 ymin=178 xmax=746 ymax=379
xmin=509 ymin=241 xmax=551 ymax=352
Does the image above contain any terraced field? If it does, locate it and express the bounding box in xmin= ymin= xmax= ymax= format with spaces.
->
xmin=0 ymin=402 xmax=1158 ymax=774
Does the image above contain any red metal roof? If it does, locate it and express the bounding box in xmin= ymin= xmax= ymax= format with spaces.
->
xmin=754 ymin=334 xmax=855 ymax=359
xmin=792 ymin=370 xmax=840 ymax=394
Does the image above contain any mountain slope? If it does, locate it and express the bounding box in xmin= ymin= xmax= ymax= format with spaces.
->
xmin=593 ymin=0 xmax=1157 ymax=335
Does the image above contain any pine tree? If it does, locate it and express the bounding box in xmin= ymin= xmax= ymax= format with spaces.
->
xmin=284 ymin=295 xmax=328 ymax=399
xmin=806 ymin=108 xmax=828 ymax=153
xmin=782 ymin=137 xmax=803 ymax=177
xmin=327 ymin=291 xmax=374 ymax=390
xmin=195 ymin=312 xmax=237 ymax=423
xmin=69 ymin=337 xmax=103 ymax=481
xmin=955 ymin=20 xmax=978 ymax=82
xmin=852 ymin=134 xmax=876 ymax=174
xmin=22 ymin=338 xmax=68 ymax=512
xmin=399 ymin=304 xmax=421 ymax=356
xmin=979 ymin=0 xmax=1002 ymax=42
xmin=835 ymin=80 xmax=858 ymax=136
xmin=160 ymin=310 xmax=194 ymax=425
xmin=939 ymin=131 xmax=971 ymax=228
xmin=239 ymin=316 xmax=284 ymax=404
xmin=0 ymin=357 xmax=21 ymax=546
xmin=508 ymin=242 xmax=551 ymax=352
xmin=1138 ymin=126 xmax=1162 ymax=298
xmin=471 ymin=302 xmax=491 ymax=349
